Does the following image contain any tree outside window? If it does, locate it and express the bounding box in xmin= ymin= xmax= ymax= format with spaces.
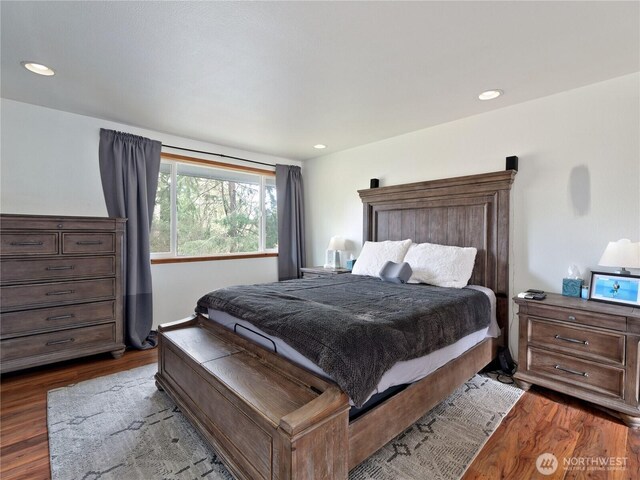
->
xmin=150 ymin=158 xmax=277 ymax=259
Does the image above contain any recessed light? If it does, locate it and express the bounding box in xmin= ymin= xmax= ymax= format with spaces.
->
xmin=478 ymin=89 xmax=502 ymax=101
xmin=314 ymin=144 xmax=327 ymax=149
xmin=21 ymin=61 xmax=55 ymax=76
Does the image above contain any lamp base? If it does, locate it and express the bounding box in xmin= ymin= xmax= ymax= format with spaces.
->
xmin=324 ymin=250 xmax=341 ymax=269
xmin=614 ymin=267 xmax=632 ymax=276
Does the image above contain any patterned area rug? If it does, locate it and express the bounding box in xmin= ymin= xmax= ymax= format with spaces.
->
xmin=47 ymin=364 xmax=522 ymax=480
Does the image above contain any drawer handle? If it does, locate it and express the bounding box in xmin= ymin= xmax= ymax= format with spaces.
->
xmin=47 ymin=314 xmax=75 ymax=321
xmin=554 ymin=334 xmax=589 ymax=346
xmin=46 ymin=266 xmax=74 ymax=271
xmin=76 ymin=240 xmax=103 ymax=245
xmin=554 ymin=364 xmax=589 ymax=377
xmin=46 ymin=338 xmax=75 ymax=346
xmin=568 ymin=315 xmax=576 ymax=321
xmin=46 ymin=290 xmax=75 ymax=296
xmin=9 ymin=241 xmax=44 ymax=246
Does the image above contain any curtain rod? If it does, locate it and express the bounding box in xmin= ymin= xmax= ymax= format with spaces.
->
xmin=162 ymin=144 xmax=276 ymax=168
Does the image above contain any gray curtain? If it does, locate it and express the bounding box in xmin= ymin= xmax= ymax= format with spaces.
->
xmin=276 ymin=164 xmax=306 ymax=280
xmin=99 ymin=129 xmax=161 ymax=349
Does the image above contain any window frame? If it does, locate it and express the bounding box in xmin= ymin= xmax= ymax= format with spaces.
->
xmin=150 ymin=152 xmax=278 ymax=264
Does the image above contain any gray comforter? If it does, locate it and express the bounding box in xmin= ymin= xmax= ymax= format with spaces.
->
xmin=196 ymin=274 xmax=490 ymax=407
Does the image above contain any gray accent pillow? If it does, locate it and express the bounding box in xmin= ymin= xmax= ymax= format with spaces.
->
xmin=379 ymin=261 xmax=413 ymax=284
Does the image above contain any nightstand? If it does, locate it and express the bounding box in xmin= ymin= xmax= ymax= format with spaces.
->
xmin=514 ymin=293 xmax=640 ymax=427
xmin=300 ymin=266 xmax=351 ymax=279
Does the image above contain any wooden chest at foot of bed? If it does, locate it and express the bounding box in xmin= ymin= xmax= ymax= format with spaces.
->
xmin=155 ymin=315 xmax=351 ymax=480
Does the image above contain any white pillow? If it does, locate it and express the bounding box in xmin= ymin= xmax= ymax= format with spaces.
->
xmin=404 ymin=242 xmax=477 ymax=288
xmin=351 ymin=240 xmax=412 ymax=277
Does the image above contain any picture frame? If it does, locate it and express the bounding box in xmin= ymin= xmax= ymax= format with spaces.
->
xmin=588 ymin=271 xmax=640 ymax=307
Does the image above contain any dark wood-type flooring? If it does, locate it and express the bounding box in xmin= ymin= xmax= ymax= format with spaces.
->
xmin=1 ymin=349 xmax=638 ymax=479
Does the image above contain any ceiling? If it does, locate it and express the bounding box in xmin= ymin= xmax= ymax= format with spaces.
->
xmin=1 ymin=1 xmax=638 ymax=161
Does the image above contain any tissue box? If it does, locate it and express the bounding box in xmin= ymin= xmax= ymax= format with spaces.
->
xmin=346 ymin=259 xmax=356 ymax=271
xmin=562 ymin=278 xmax=583 ymax=297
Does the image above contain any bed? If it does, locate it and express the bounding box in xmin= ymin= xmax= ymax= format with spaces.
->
xmin=155 ymin=169 xmax=516 ymax=480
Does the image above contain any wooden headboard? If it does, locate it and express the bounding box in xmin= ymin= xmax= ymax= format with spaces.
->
xmin=358 ymin=170 xmax=516 ymax=343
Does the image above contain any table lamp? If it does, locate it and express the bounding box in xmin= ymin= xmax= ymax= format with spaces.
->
xmin=598 ymin=239 xmax=640 ymax=275
xmin=324 ymin=236 xmax=347 ymax=269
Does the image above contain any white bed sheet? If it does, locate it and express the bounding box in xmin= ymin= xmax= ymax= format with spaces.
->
xmin=206 ymin=285 xmax=499 ymax=404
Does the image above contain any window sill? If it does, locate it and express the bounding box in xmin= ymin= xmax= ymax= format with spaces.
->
xmin=151 ymin=252 xmax=278 ymax=265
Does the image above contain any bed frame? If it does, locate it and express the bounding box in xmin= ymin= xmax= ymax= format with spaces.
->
xmin=155 ymin=170 xmax=516 ymax=480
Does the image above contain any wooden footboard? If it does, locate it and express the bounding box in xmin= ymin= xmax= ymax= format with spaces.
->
xmin=156 ymin=314 xmax=496 ymax=479
xmin=348 ymin=337 xmax=495 ymax=468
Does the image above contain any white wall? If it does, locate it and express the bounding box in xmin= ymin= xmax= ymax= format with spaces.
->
xmin=303 ymin=73 xmax=640 ymax=354
xmin=0 ymin=99 xmax=300 ymax=327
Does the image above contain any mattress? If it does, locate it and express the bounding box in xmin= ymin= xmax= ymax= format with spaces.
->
xmin=207 ymin=285 xmax=498 ymax=404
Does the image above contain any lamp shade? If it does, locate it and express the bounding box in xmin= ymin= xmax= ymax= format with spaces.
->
xmin=598 ymin=239 xmax=640 ymax=269
xmin=327 ymin=236 xmax=347 ymax=251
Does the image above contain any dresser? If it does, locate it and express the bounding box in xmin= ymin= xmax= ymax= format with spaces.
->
xmin=300 ymin=266 xmax=351 ymax=279
xmin=0 ymin=214 xmax=126 ymax=373
xmin=514 ymin=293 xmax=640 ymax=427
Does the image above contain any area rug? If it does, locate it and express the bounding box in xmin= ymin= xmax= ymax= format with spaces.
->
xmin=48 ymin=364 xmax=522 ymax=480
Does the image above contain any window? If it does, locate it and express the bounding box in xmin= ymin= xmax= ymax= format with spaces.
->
xmin=150 ymin=155 xmax=277 ymax=261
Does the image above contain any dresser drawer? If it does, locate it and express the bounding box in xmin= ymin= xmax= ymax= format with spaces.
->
xmin=0 ymin=278 xmax=116 ymax=311
xmin=529 ymin=318 xmax=625 ymax=365
xmin=62 ymin=233 xmax=115 ymax=254
xmin=1 ymin=256 xmax=115 ymax=283
xmin=0 ymin=233 xmax=58 ymax=256
xmin=0 ymin=323 xmax=116 ymax=362
xmin=1 ymin=301 xmax=115 ymax=337
xmin=527 ymin=347 xmax=624 ymax=398
xmin=526 ymin=303 xmax=626 ymax=331
xmin=0 ymin=216 xmax=118 ymax=231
